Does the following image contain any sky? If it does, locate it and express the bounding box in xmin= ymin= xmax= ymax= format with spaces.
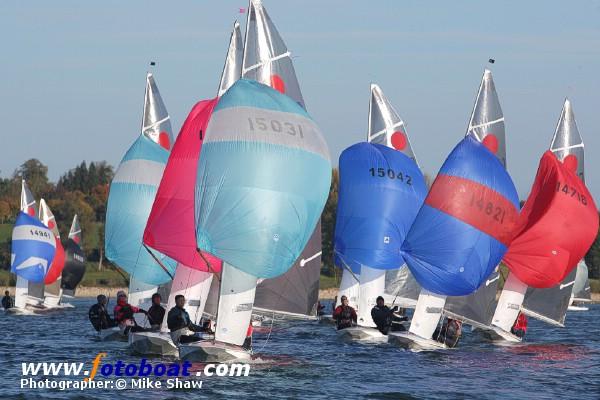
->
xmin=1 ymin=0 xmax=599 ymax=201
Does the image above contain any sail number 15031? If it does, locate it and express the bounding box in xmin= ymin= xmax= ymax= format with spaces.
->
xmin=248 ymin=117 xmax=304 ymax=138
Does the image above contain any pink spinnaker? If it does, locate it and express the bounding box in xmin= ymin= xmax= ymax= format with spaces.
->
xmin=143 ymin=98 xmax=222 ymax=273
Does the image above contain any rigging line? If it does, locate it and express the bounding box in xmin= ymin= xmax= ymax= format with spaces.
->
xmin=143 ymin=244 xmax=174 ymax=280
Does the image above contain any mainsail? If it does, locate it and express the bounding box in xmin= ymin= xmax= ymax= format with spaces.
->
xmin=61 ymin=215 xmax=86 ymax=296
xmin=105 ymin=72 xmax=176 ymax=286
xmin=518 ymin=99 xmax=593 ymax=326
xmin=242 ymin=0 xmax=323 ymax=318
xmin=195 ymin=79 xmax=331 ymax=345
xmin=444 ymin=69 xmax=507 ymax=327
xmin=403 ymin=136 xmax=519 ymax=339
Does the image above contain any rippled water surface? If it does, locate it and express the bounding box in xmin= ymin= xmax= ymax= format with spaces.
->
xmin=1 ymin=299 xmax=599 ymax=399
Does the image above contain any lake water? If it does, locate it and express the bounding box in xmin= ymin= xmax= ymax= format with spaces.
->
xmin=1 ymin=298 xmax=598 ymax=399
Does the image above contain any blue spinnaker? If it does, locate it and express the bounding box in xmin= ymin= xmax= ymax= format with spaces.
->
xmin=334 ymin=142 xmax=427 ymax=273
xmin=401 ymin=136 xmax=519 ymax=296
xmin=105 ymin=135 xmax=176 ymax=285
xmin=11 ymin=211 xmax=56 ymax=283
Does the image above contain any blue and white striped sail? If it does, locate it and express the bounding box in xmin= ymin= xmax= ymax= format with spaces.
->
xmin=11 ymin=212 xmax=56 ymax=283
xmin=105 ymin=73 xmax=176 ymax=285
xmin=195 ymin=79 xmax=331 ymax=279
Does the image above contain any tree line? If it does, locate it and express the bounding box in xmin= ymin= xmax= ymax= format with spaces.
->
xmin=1 ymin=159 xmax=599 ymax=281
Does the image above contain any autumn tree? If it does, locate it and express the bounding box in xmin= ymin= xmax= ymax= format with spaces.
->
xmin=321 ymin=168 xmax=338 ymax=277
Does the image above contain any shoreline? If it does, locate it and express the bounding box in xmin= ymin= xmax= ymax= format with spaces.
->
xmin=2 ymin=286 xmax=599 ymax=303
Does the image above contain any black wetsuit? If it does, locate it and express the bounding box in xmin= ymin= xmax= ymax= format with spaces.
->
xmin=147 ymin=304 xmax=165 ymax=328
xmin=2 ymin=295 xmax=13 ymax=310
xmin=167 ymin=306 xmax=207 ymax=343
xmin=371 ymin=305 xmax=407 ymax=334
xmin=88 ymin=303 xmax=116 ymax=332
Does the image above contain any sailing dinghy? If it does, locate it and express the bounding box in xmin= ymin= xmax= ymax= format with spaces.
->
xmin=333 ymin=84 xmax=426 ymax=341
xmin=61 ymin=215 xmax=86 ymax=298
xmin=104 ymin=72 xmax=176 ymax=339
xmin=181 ymin=78 xmax=330 ymax=362
xmin=388 ymin=135 xmax=520 ymax=351
xmin=7 ymin=181 xmax=52 ymax=315
xmin=443 ymin=69 xmax=508 ymax=333
xmin=129 ymin=22 xmax=242 ymax=356
xmin=491 ymin=100 xmax=598 ymax=340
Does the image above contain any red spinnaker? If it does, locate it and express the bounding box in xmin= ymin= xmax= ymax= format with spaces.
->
xmin=44 ymin=238 xmax=65 ymax=284
xmin=143 ymin=98 xmax=222 ymax=273
xmin=503 ymin=151 xmax=598 ymax=288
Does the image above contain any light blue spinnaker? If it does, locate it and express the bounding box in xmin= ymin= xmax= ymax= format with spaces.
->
xmin=195 ymin=79 xmax=331 ymax=279
xmin=105 ymin=73 xmax=176 ymax=285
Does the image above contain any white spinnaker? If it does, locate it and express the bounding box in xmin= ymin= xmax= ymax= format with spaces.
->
xmin=129 ymin=277 xmax=157 ymax=328
xmin=357 ymin=265 xmax=385 ymax=327
xmin=160 ymin=264 xmax=213 ymax=332
xmin=215 ymin=263 xmax=257 ymax=346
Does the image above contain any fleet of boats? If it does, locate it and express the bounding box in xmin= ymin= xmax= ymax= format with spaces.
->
xmin=4 ymin=0 xmax=598 ymax=360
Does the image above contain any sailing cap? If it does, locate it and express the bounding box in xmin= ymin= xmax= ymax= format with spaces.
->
xmin=116 ymin=290 xmax=127 ymax=298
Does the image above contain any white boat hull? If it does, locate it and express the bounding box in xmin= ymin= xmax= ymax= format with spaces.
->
xmin=387 ymin=331 xmax=447 ymax=351
xmin=336 ymin=326 xmax=386 ymax=342
xmin=98 ymin=327 xmax=127 ymax=342
xmin=179 ymin=340 xmax=251 ymax=363
xmin=475 ymin=326 xmax=522 ymax=343
xmin=128 ymin=331 xmax=178 ymax=356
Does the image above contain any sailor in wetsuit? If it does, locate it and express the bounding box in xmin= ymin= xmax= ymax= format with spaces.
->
xmin=113 ymin=291 xmax=148 ymax=334
xmin=433 ymin=317 xmax=462 ymax=348
xmin=511 ymin=312 xmax=528 ymax=338
xmin=333 ymin=295 xmax=357 ymax=330
xmin=146 ymin=293 xmax=166 ymax=330
xmin=88 ymin=294 xmax=116 ymax=331
xmin=167 ymin=295 xmax=212 ymax=344
xmin=371 ymin=296 xmax=407 ymax=334
xmin=2 ymin=290 xmax=13 ymax=310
